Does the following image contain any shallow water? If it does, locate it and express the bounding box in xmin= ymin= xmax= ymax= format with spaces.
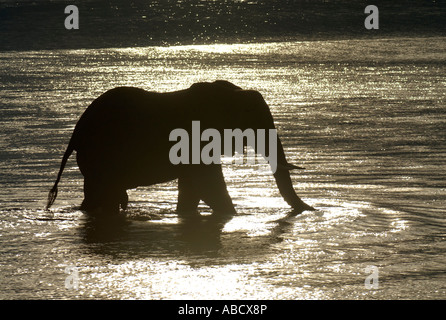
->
xmin=0 ymin=37 xmax=445 ymax=299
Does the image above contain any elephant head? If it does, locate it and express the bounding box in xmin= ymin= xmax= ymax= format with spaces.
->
xmin=208 ymin=81 xmax=315 ymax=213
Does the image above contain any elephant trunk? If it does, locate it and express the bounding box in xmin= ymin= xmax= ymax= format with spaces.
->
xmin=271 ymin=135 xmax=315 ymax=213
xmin=240 ymin=91 xmax=314 ymax=213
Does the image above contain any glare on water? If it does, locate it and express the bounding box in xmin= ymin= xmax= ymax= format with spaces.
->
xmin=0 ymin=37 xmax=445 ymax=299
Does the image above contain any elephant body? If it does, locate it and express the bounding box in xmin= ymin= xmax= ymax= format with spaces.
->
xmin=46 ymin=81 xmax=314 ymax=217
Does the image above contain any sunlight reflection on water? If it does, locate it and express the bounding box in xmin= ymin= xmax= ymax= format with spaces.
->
xmin=49 ymin=197 xmax=411 ymax=300
xmin=1 ymin=37 xmax=445 ymax=299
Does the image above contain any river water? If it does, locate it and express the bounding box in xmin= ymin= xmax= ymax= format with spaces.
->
xmin=1 ymin=36 xmax=445 ymax=299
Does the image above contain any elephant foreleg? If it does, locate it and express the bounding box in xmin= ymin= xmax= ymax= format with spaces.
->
xmin=195 ymin=164 xmax=236 ymax=217
xmin=177 ymin=164 xmax=236 ymax=217
xmin=177 ymin=174 xmax=201 ymax=218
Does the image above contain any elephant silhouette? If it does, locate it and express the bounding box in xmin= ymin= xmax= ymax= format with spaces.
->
xmin=46 ymin=80 xmax=314 ymax=218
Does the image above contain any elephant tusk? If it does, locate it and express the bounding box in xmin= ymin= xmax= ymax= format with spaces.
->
xmin=277 ymin=163 xmax=305 ymax=170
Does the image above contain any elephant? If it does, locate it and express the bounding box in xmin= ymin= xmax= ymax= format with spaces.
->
xmin=46 ymin=80 xmax=315 ymax=218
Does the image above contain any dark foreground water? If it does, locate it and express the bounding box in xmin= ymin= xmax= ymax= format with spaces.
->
xmin=0 ymin=37 xmax=445 ymax=299
xmin=1 ymin=0 xmax=445 ymax=51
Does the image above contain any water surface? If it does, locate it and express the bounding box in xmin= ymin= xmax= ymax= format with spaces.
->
xmin=0 ymin=37 xmax=445 ymax=299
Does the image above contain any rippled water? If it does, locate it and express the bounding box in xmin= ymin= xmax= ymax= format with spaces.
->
xmin=1 ymin=37 xmax=445 ymax=299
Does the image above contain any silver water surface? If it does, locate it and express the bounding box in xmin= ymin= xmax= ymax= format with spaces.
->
xmin=1 ymin=37 xmax=445 ymax=299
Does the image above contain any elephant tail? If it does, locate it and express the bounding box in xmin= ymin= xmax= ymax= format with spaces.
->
xmin=46 ymin=141 xmax=75 ymax=210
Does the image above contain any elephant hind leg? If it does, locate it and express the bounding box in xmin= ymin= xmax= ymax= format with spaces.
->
xmin=80 ymin=178 xmax=100 ymax=212
xmin=119 ymin=190 xmax=128 ymax=210
xmin=80 ymin=177 xmax=121 ymax=216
